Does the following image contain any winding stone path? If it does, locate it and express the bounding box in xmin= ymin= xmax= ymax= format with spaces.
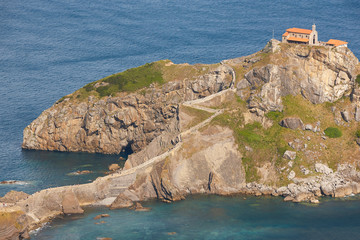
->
xmin=101 ymin=64 xmax=237 ymax=197
xmin=98 ymin=86 xmax=235 ymax=201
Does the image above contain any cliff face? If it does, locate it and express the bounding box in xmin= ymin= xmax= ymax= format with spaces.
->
xmin=233 ymin=41 xmax=359 ymax=116
xmin=22 ymin=41 xmax=359 ymax=155
xmin=22 ymin=64 xmax=233 ymax=154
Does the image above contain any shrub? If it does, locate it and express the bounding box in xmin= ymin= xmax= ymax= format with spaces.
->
xmin=83 ymin=83 xmax=95 ymax=92
xmin=324 ymin=127 xmax=342 ymax=138
xmin=356 ymin=130 xmax=360 ymax=138
xmin=356 ymin=75 xmax=360 ymax=85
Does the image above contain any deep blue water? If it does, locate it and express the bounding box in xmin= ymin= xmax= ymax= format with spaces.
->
xmin=1 ymin=0 xmax=360 ymax=238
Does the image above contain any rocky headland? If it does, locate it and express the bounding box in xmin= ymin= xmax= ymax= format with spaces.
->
xmin=2 ymin=40 xmax=360 ymax=239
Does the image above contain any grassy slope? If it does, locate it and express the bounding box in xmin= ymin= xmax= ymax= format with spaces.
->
xmin=56 ymin=60 xmax=221 ymax=103
xmin=208 ymin=91 xmax=360 ymax=185
xmin=180 ymin=105 xmax=213 ymax=131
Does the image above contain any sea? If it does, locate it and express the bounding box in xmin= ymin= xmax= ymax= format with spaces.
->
xmin=0 ymin=0 xmax=359 ymax=239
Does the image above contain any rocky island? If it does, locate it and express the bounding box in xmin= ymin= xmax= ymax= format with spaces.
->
xmin=1 ymin=39 xmax=360 ymax=239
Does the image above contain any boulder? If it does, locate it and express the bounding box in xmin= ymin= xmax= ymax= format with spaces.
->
xmin=62 ymin=190 xmax=84 ymax=214
xmin=283 ymin=196 xmax=294 ymax=202
xmin=0 ymin=191 xmax=29 ymax=203
xmin=279 ymin=118 xmax=304 ymax=130
xmin=283 ymin=151 xmax=296 ymax=160
xmin=320 ymin=182 xmax=334 ymax=196
xmin=315 ymin=163 xmax=333 ymax=175
xmin=304 ymin=124 xmax=313 ymax=131
xmin=288 ymin=170 xmax=296 ymax=180
xmin=341 ymin=110 xmax=350 ymax=122
xmin=355 ymin=105 xmax=360 ymax=122
xmin=293 ymin=192 xmax=314 ymax=203
xmin=334 ymin=185 xmax=353 ymax=198
xmin=108 ymin=164 xmax=120 ymax=172
xmin=310 ymin=198 xmax=319 ymax=204
xmin=356 ymin=138 xmax=360 ymax=146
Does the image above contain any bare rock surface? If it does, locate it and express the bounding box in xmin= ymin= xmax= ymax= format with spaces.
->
xmin=243 ymin=42 xmax=358 ymax=115
xmin=279 ymin=118 xmax=304 ymax=130
xmin=62 ymin=190 xmax=84 ymax=214
xmin=0 ymin=191 xmax=29 ymax=204
xmin=355 ymin=105 xmax=360 ymax=122
xmin=22 ymin=65 xmax=232 ymax=154
xmin=315 ymin=163 xmax=333 ymax=175
xmin=283 ymin=150 xmax=297 ymax=160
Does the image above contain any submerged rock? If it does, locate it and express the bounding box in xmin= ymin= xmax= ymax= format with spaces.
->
xmin=94 ymin=214 xmax=110 ymax=220
xmin=131 ymin=202 xmax=151 ymax=212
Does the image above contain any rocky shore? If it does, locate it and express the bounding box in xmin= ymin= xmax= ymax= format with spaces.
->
xmin=1 ymin=40 xmax=360 ymax=239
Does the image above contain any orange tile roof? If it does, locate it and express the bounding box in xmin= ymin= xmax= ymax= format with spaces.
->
xmin=282 ymin=32 xmax=289 ymax=37
xmin=326 ymin=39 xmax=348 ymax=47
xmin=286 ymin=28 xmax=312 ymax=35
xmin=287 ymin=37 xmax=309 ymax=43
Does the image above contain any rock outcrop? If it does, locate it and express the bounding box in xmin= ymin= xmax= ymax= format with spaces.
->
xmin=279 ymin=117 xmax=304 ymax=130
xmin=0 ymin=191 xmax=29 ymax=204
xmin=22 ymin=65 xmax=232 ymax=154
xmin=237 ymin=41 xmax=359 ymax=116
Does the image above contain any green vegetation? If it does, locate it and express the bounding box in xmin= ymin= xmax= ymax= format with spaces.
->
xmin=236 ymin=122 xmax=263 ymax=145
xmin=282 ymin=95 xmax=318 ymax=123
xmin=57 ymin=60 xmax=224 ymax=102
xmin=94 ymin=62 xmax=164 ymax=97
xmin=242 ymin=157 xmax=260 ymax=182
xmin=210 ymin=97 xmax=290 ymax=184
xmin=180 ymin=106 xmax=213 ymax=130
xmin=324 ymin=127 xmax=342 ymax=138
xmin=265 ymin=111 xmax=284 ymax=120
xmin=208 ymin=91 xmax=360 ymax=185
xmin=356 ymin=75 xmax=360 ymax=85
xmin=356 ymin=130 xmax=360 ymax=138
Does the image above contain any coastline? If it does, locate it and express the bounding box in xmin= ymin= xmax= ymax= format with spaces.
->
xmin=2 ymin=40 xmax=360 ymax=239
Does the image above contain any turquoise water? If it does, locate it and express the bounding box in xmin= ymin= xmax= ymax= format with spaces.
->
xmin=1 ymin=0 xmax=360 ymax=238
xmin=0 ymin=151 xmax=127 ymax=195
xmin=33 ymin=195 xmax=360 ymax=239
